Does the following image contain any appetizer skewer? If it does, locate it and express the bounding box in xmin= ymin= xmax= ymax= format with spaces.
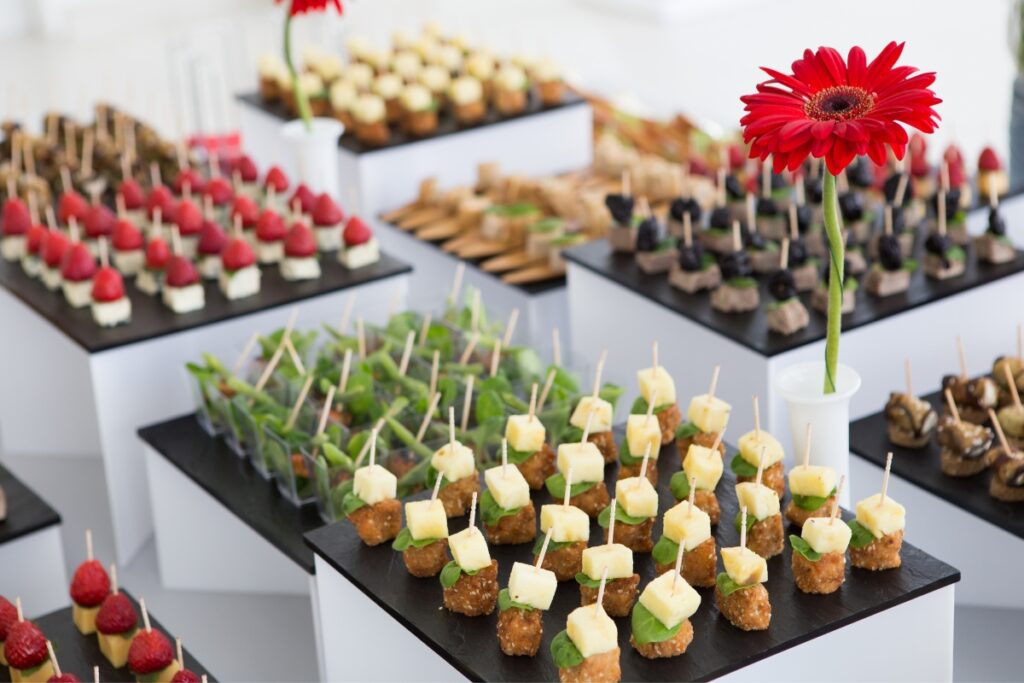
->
xmin=551 ymin=571 xmax=621 ymax=683
xmin=576 ymin=500 xmax=639 ymax=617
xmin=69 ymin=530 xmax=110 ymax=635
xmin=629 ymin=542 xmax=701 ymax=659
xmin=496 ymin=529 xmax=557 ymax=657
xmin=732 ymin=396 xmax=785 ymax=498
xmin=440 ymin=492 xmax=499 ymax=616
xmin=715 ymin=508 xmax=771 ymax=631
xmin=937 ymin=389 xmax=993 ymax=477
xmin=546 ymin=412 xmax=610 ymax=517
xmin=480 ymin=440 xmax=537 ymax=545
xmin=393 ymin=474 xmax=450 ymax=577
xmin=885 ymin=360 xmax=938 ymax=448
xmin=428 ymin=408 xmax=481 ymax=517
xmin=735 ymin=447 xmax=784 ymax=559
xmin=789 ymin=476 xmax=850 ymax=594
xmin=784 ymin=424 xmax=838 ymax=526
xmin=535 ymin=465 xmax=590 ymax=581
xmin=677 ymin=429 xmax=725 ymax=525
xmin=343 ymin=427 xmax=401 ymax=546
xmin=653 ymin=479 xmax=716 ymax=586
xmin=677 ymin=365 xmax=730 ymax=457
xmin=600 ymin=447 xmax=657 ymax=552
xmin=848 ymin=454 xmax=905 ymax=570
xmin=504 ymin=384 xmax=556 ymax=489
xmin=569 ymin=354 xmax=617 ymax=463
xmin=988 ymin=408 xmax=1024 ymax=502
xmin=5 ymin=598 xmax=54 ymax=682
xmin=635 ymin=342 xmax=680 ymax=445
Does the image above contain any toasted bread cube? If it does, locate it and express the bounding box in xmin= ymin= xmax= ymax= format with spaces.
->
xmin=506 ymin=414 xmax=545 ymax=453
xmin=567 ymin=604 xmax=618 ymax=657
xmin=614 ymin=477 xmax=658 ymax=518
xmin=570 ymin=396 xmax=613 ymax=432
xmin=582 ymin=543 xmax=633 ymax=580
xmin=540 ymin=504 xmax=590 ymax=542
xmin=721 ymin=546 xmax=768 ymax=585
xmin=686 ymin=394 xmax=731 ymax=434
xmin=508 ymin=561 xmax=557 ymax=610
xmin=353 ymin=464 xmax=397 ymax=505
xmin=405 ymin=499 xmax=449 ymax=540
xmin=802 ymin=517 xmax=852 ymax=554
xmin=683 ymin=445 xmax=723 ymax=490
xmin=431 ymin=441 xmax=476 ymax=482
xmin=637 ymin=366 xmax=676 ymax=406
xmin=556 ymin=442 xmax=604 ymax=483
xmin=735 ymin=482 xmax=780 ymax=521
xmin=788 ymin=465 xmax=837 ymax=498
xmin=662 ymin=501 xmax=712 ymax=549
xmin=626 ymin=415 xmax=662 ymax=459
xmin=855 ymin=493 xmax=906 ymax=538
xmin=639 ymin=570 xmax=701 ymax=629
xmin=484 ymin=465 xmax=531 ymax=510
xmin=449 ymin=526 xmax=492 ymax=571
xmin=738 ymin=430 xmax=785 ymax=468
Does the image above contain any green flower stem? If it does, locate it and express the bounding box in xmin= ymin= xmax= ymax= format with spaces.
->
xmin=821 ymin=171 xmax=843 ymax=394
xmin=283 ymin=13 xmax=313 ymax=131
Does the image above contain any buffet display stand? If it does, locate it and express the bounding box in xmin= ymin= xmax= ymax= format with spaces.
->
xmin=850 ymin=393 xmax=1024 ymax=608
xmin=306 ymin=436 xmax=959 ymax=682
xmin=0 ymin=463 xmax=66 ymax=615
xmin=236 ymin=93 xmax=593 ymax=217
xmin=0 ymin=255 xmax=411 ymax=564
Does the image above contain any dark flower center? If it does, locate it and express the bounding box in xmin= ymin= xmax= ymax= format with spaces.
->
xmin=804 ymin=85 xmax=875 ymax=122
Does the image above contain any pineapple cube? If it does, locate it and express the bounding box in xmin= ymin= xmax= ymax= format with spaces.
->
xmin=721 ymin=546 xmax=768 ymax=585
xmin=570 ymin=396 xmax=613 ymax=433
xmin=637 ymin=365 xmax=676 ymax=406
xmin=484 ymin=465 xmax=531 ymax=510
xmin=735 ymin=482 xmax=780 ymax=521
xmin=431 ymin=441 xmax=476 ymax=483
xmin=626 ymin=414 xmax=662 ymax=459
xmin=738 ymin=430 xmax=784 ymax=468
xmin=802 ymin=517 xmax=852 ymax=554
xmin=566 ymin=604 xmax=618 ymax=658
xmin=10 ymin=659 xmax=54 ymax=682
xmin=508 ymin=561 xmax=557 ymax=610
xmin=98 ymin=631 xmax=134 ymax=668
xmin=353 ymin=464 xmax=397 ymax=505
xmin=788 ymin=465 xmax=837 ymax=499
xmin=556 ymin=442 xmax=604 ymax=483
xmin=682 ymin=445 xmax=723 ymax=491
xmin=540 ymin=504 xmax=590 ymax=542
xmin=855 ymin=493 xmax=906 ymax=539
xmin=639 ymin=571 xmax=701 ymax=629
xmin=72 ymin=603 xmax=100 ymax=635
xmin=405 ymin=499 xmax=449 ymax=540
xmin=448 ymin=526 xmax=492 ymax=572
xmin=614 ymin=477 xmax=658 ymax=518
xmin=505 ymin=414 xmax=545 ymax=454
xmin=582 ymin=543 xmax=633 ymax=580
xmin=662 ymin=501 xmax=712 ymax=550
xmin=686 ymin=394 xmax=731 ymax=434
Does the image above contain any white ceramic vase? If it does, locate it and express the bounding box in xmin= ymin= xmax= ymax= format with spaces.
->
xmin=773 ymin=361 xmax=862 ymax=506
xmin=281 ymin=117 xmax=344 ymax=200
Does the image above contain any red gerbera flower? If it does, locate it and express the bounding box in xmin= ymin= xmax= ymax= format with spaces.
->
xmin=277 ymin=0 xmax=342 ymax=16
xmin=740 ymin=42 xmax=941 ymax=175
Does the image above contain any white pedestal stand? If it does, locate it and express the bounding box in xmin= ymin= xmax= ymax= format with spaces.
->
xmin=0 ymin=525 xmax=68 ymax=615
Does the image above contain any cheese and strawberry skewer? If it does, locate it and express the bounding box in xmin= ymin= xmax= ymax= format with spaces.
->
xmin=195 ymin=210 xmax=227 ymax=280
xmin=551 ymin=572 xmax=621 ymax=683
xmin=95 ymin=565 xmax=136 ymax=667
xmin=338 ymin=215 xmax=380 ymax=269
xmin=790 ymin=476 xmax=849 ymax=594
xmin=111 ymin=195 xmax=145 ymax=276
xmin=577 ymin=499 xmax=639 ymax=617
xmin=546 ymin=411 xmax=610 ymax=517
xmin=735 ymin=446 xmax=785 ymax=559
xmin=392 ymin=473 xmax=450 ymax=577
xmin=311 ymin=193 xmax=345 ymax=251
xmin=169 ymin=638 xmax=201 ymax=683
xmin=161 ymin=229 xmax=204 ymax=314
xmin=1 ymin=180 xmax=30 ymax=261
xmin=4 ymin=598 xmax=54 ymax=682
xmin=634 ymin=342 xmax=680 ymax=445
xmin=427 ymin=408 xmax=480 ymax=517
xmin=535 ymin=465 xmax=590 ymax=581
xmin=60 ymin=219 xmax=96 ymax=309
xmin=677 ymin=365 xmax=730 ymax=458
xmin=127 ymin=599 xmax=180 ymax=682
xmin=40 ymin=210 xmax=69 ymax=291
xmin=219 ymin=218 xmax=260 ymax=300
xmin=70 ymin=530 xmax=110 ymax=634
xmin=0 ymin=596 xmax=16 ymax=666
xmin=20 ymin=196 xmax=46 ymax=278
xmin=676 ymin=429 xmax=726 ymax=524
xmin=848 ymin=453 xmax=905 ymax=570
xmin=440 ymin=492 xmax=499 ymax=616
xmin=342 ymin=427 xmax=401 ymax=546
xmin=480 ymin=439 xmax=537 ymax=545
xmin=136 ymin=212 xmax=170 ymax=296
xmin=785 ymin=424 xmax=838 ymax=526
xmin=599 ymin=446 xmax=657 ymax=552
xmin=281 ymin=219 xmax=321 ymax=281
xmin=569 ymin=351 xmax=617 ymax=463
xmin=630 ymin=540 xmax=701 ymax=659
xmin=92 ymin=239 xmax=131 ymax=327
xmin=504 ymin=384 xmax=557 ymax=488
xmin=653 ymin=479 xmax=717 ymax=587
xmin=497 ymin=529 xmax=558 ymax=657
xmin=716 ymin=507 xmax=771 ymax=631
xmin=732 ymin=396 xmax=785 ymax=498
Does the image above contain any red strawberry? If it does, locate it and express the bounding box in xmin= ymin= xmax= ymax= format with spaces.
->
xmin=230 ymin=196 xmax=260 ymax=228
xmin=95 ymin=593 xmax=137 ymax=635
xmin=49 ymin=673 xmax=81 ymax=682
xmin=128 ymin=629 xmax=175 ymax=675
xmin=285 ymin=221 xmax=317 ymax=258
xmin=343 ymin=216 xmax=372 ymax=246
xmin=256 ymin=210 xmax=286 ymax=242
xmin=58 ymin=191 xmax=89 ymax=225
xmin=60 ymin=243 xmax=97 ymax=282
xmin=92 ymin=267 xmax=125 ymax=303
xmin=943 ymin=144 xmax=963 ymax=170
xmin=909 ymin=132 xmax=928 ymax=159
xmin=947 ymin=162 xmax=965 ymax=189
xmin=2 ymin=198 xmax=31 ymax=236
xmin=173 ymin=168 xmax=205 ymax=196
xmin=170 ymin=667 xmax=201 ymax=683
xmin=236 ymin=155 xmax=259 ymax=182
xmin=311 ymin=193 xmax=343 ymax=227
xmin=727 ymin=144 xmax=746 ymax=171
xmin=146 ymin=186 xmax=177 ymax=222
xmin=27 ymin=224 xmax=48 ymax=254
xmin=0 ymin=596 xmax=17 ymax=640
xmin=70 ymin=559 xmax=110 ymax=607
xmin=119 ymin=179 xmax=145 ymax=209
xmin=113 ymin=219 xmax=144 ymax=251
xmin=4 ymin=619 xmax=48 ymax=669
xmin=264 ymin=166 xmax=289 ymax=193
xmin=83 ymin=204 xmax=116 ymax=239
xmin=165 ymin=256 xmax=200 ymax=288
xmin=42 ymin=231 xmax=69 ymax=267
xmin=290 ymin=183 xmax=316 ymax=214
xmin=979 ymin=146 xmax=1001 ymax=172
xmin=175 ymin=200 xmax=203 ymax=237
xmin=910 ymin=153 xmax=929 ymax=178
xmin=222 ymin=237 xmax=256 ymax=271
xmin=204 ymin=177 xmax=234 ymax=206
xmin=145 ymin=238 xmax=171 ymax=271
xmin=197 ymin=221 xmax=227 ymax=256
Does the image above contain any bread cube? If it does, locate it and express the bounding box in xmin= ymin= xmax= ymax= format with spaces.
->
xmin=405 ymin=499 xmax=449 ymax=540
xmin=508 ymin=561 xmax=557 ymax=610
xmin=788 ymin=465 xmax=837 ymax=498
xmin=721 ymin=546 xmax=768 ymax=585
xmin=556 ymin=442 xmax=604 ymax=483
xmin=738 ymin=430 xmax=784 ymax=468
xmin=449 ymin=526 xmax=492 ymax=571
xmin=614 ymin=477 xmax=658 ymax=518
xmin=685 ymin=394 xmax=731 ymax=434
xmin=431 ymin=441 xmax=476 ymax=482
xmin=683 ymin=445 xmax=723 ymax=490
xmin=353 ymin=464 xmax=397 ymax=505
xmin=639 ymin=570 xmax=701 ymax=629
xmin=855 ymin=493 xmax=906 ymax=538
xmin=662 ymin=501 xmax=712 ymax=550
xmin=637 ymin=366 xmax=676 ymax=406
xmin=540 ymin=504 xmax=590 ymax=542
xmin=626 ymin=415 xmax=661 ymax=459
xmin=484 ymin=465 xmax=530 ymax=510
xmin=570 ymin=396 xmax=613 ymax=432
xmin=582 ymin=543 xmax=633 ymax=580
xmin=506 ymin=414 xmax=545 ymax=453
xmin=566 ymin=604 xmax=618 ymax=658
xmin=802 ymin=517 xmax=852 ymax=554
xmin=735 ymin=482 xmax=780 ymax=521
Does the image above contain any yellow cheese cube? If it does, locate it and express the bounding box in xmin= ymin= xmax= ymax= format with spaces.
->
xmin=566 ymin=604 xmax=618 ymax=658
xmin=505 ymin=414 xmax=546 ymax=453
xmin=738 ymin=430 xmax=784 ymax=468
xmin=626 ymin=414 xmax=661 ymax=459
xmin=72 ymin=603 xmax=100 ymax=635
xmin=556 ymin=442 xmax=604 ymax=483
xmin=448 ymin=526 xmax=492 ymax=572
xmin=570 ymin=396 xmax=613 ymax=433
xmin=686 ymin=394 xmax=731 ymax=434
xmin=508 ymin=561 xmax=557 ymax=610
xmin=721 ymin=546 xmax=768 ymax=585
xmin=802 ymin=517 xmax=852 ymax=554
xmin=582 ymin=543 xmax=633 ymax=580
xmin=405 ymin=499 xmax=449 ymax=540
xmin=540 ymin=504 xmax=590 ymax=542
xmin=353 ymin=464 xmax=397 ymax=505
xmin=431 ymin=441 xmax=476 ymax=482
xmin=637 ymin=365 xmax=676 ymax=406
xmin=484 ymin=465 xmax=531 ymax=510
xmin=682 ymin=445 xmax=723 ymax=491
xmin=614 ymin=477 xmax=658 ymax=518
xmin=639 ymin=570 xmax=701 ymax=629
xmin=735 ymin=482 xmax=780 ymax=521
xmin=98 ymin=632 xmax=133 ymax=668
xmin=855 ymin=493 xmax=906 ymax=539
xmin=662 ymin=501 xmax=712 ymax=550
xmin=788 ymin=465 xmax=837 ymax=499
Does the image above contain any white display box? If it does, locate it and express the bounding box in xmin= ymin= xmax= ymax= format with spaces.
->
xmin=0 ymin=525 xmax=68 ymax=616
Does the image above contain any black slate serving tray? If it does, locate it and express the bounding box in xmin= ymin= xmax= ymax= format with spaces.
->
xmin=562 ymin=239 xmax=1024 ymax=357
xmin=305 ymin=431 xmax=959 ymax=682
xmin=850 ymin=386 xmax=1024 ymax=541
xmin=0 ymin=590 xmax=212 ymax=683
xmin=0 ymin=462 xmax=61 ymax=547
xmin=0 ymin=253 xmax=410 ymax=354
xmin=236 ymin=93 xmax=587 ymax=156
xmin=137 ymin=414 xmax=325 ymax=573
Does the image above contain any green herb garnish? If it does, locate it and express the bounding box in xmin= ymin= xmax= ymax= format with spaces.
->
xmin=575 ymin=572 xmax=604 ymax=589
xmin=715 ymin=572 xmax=753 ymax=597
xmin=675 ymin=422 xmax=700 ymax=440
xmin=631 ymin=602 xmax=682 ymax=645
xmin=550 ymin=630 xmax=584 ymax=669
xmin=597 ymin=501 xmax=649 ymax=528
xmin=341 ymin=492 xmax=368 ymax=517
xmin=479 ymin=489 xmax=523 ymax=527
xmin=651 ymin=535 xmax=679 ymax=566
xmin=791 ymin=487 xmax=837 ymax=512
xmin=730 ymin=453 xmax=758 ymax=478
xmin=789 ymin=534 xmax=822 ymax=562
xmin=669 ymin=470 xmax=691 ymax=501
xmin=545 ymin=472 xmax=596 ymax=500
xmin=392 ymin=527 xmax=441 ymax=552
xmin=733 ymin=509 xmax=758 ymax=534
xmin=498 ymin=588 xmax=534 ymax=613
xmin=439 ymin=560 xmax=482 ymax=588
xmin=848 ymin=519 xmax=876 ymax=549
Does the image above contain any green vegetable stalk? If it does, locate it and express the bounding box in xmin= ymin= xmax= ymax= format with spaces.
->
xmin=821 ymin=171 xmax=844 ymax=394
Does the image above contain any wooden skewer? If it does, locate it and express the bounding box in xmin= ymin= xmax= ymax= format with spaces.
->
xmin=687 ymin=474 xmax=697 ymax=514
xmin=429 ymin=350 xmax=440 ymax=398
xmin=673 ymin=534 xmax=686 ymax=588
xmin=788 ymin=203 xmax=799 ymax=239
xmin=937 ymin=190 xmax=947 ymax=236
xmin=581 ymin=407 xmax=596 ymax=444
xmin=177 ymin=637 xmax=184 ymax=669
xmin=398 ymin=331 xmax=415 ymax=376
xmin=501 ymin=438 xmax=510 ymax=477
xmin=780 ymin=238 xmax=790 ymax=271
xmin=470 ymin=289 xmax=481 ymax=332
xmin=607 ymin=498 xmax=617 ymax=546
xmin=878 ymin=453 xmax=893 ymax=506
xmin=638 ymin=443 xmax=652 ymax=483
xmin=338 ymin=348 xmax=353 ymax=393
xmin=368 ymin=426 xmax=379 ymax=468
xmin=732 ymin=220 xmax=742 ymax=253
xmin=431 ymin=470 xmax=444 ymax=501
xmin=110 ymin=564 xmax=119 ymax=594
xmin=490 ymin=340 xmax=502 ymax=378
xmin=537 ymin=368 xmax=557 ymax=414
xmin=884 ymin=205 xmax=893 ymax=236
xmin=1005 ymin=364 xmax=1023 ymax=410
xmin=283 ymin=335 xmax=305 ymax=376
xmin=754 ymin=445 xmax=767 ymax=487
xmin=418 ymin=312 xmax=432 ymax=347
xmin=552 ymin=328 xmax=562 ymax=368
xmin=285 ymin=373 xmax=315 ymax=430
xmin=502 ymin=308 xmax=519 ymax=348
xmin=830 ymin=475 xmax=845 ymax=519
xmin=944 ymin=388 xmax=961 ymax=424
xmin=652 ymin=340 xmax=659 ymax=374
xmin=458 ymin=332 xmax=479 ymax=366
xmin=448 ymin=262 xmax=466 ymax=307
xmin=683 ymin=211 xmax=693 ymax=248
xmin=535 ymin=528 xmax=554 ymax=568
xmin=415 ymin=392 xmax=442 ymax=443
xmin=468 ymin=491 xmax=478 ymax=528
xmin=563 ymin=465 xmax=574 ymax=508
xmin=47 ymin=641 xmax=61 ymax=677
xmin=711 ymin=428 xmax=726 ymax=453
xmin=448 ymin=406 xmax=457 ymax=452
xmin=956 ymin=336 xmax=968 ymax=380
xmin=592 ymin=350 xmax=607 ymax=399
xmin=460 ymin=375 xmax=475 ymax=432
xmin=356 ymin=317 xmax=366 ymax=360
xmin=802 ymin=423 xmax=812 ymax=468
xmin=315 ymin=386 xmax=336 ymax=437
xmin=739 ymin=507 xmax=749 ymax=548
xmin=140 ymin=597 xmax=153 ymax=632
xmin=94 ymin=666 xmax=99 ymax=683
xmin=229 ymin=332 xmax=260 ymax=379
xmin=707 ymin=365 xmax=720 ymax=402
xmin=745 ymin=194 xmax=756 ymax=237
xmin=894 ymin=172 xmax=909 ymax=206
xmin=761 ymin=158 xmax=771 ymax=198
xmin=86 ymin=529 xmax=94 ymax=561
xmin=716 ymin=168 xmax=727 ymax=207
xmin=990 ymin=408 xmax=1015 ymax=454
xmin=595 ymin=567 xmax=610 ymax=612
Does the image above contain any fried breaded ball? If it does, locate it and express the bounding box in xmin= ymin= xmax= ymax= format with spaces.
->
xmin=617 ymin=461 xmax=658 ymax=486
xmin=792 ymin=551 xmax=846 ymax=593
xmin=746 ymin=514 xmax=785 ymax=559
xmin=850 ymin=529 xmax=903 ymax=570
xmin=656 ymin=405 xmax=682 ymax=445
xmin=347 ymin=498 xmax=401 ymax=546
xmin=536 ymin=542 xmax=586 ymax=582
xmin=694 ymin=490 xmax=721 ymax=526
xmin=569 ymin=482 xmax=610 ymax=517
xmin=654 ymin=536 xmax=716 ymax=587
xmin=715 ymin=583 xmax=771 ymax=631
xmin=737 ymin=461 xmax=785 ymax=499
xmin=403 ymin=539 xmax=449 ymax=577
xmin=630 ymin=618 xmax=694 ymax=658
xmin=517 ymin=443 xmax=557 ymax=489
xmin=784 ymin=497 xmax=834 ymax=528
xmin=484 ymin=503 xmax=536 ymax=545
xmin=675 ymin=431 xmax=725 ymax=463
xmin=443 ymin=559 xmax=499 ymax=616
xmin=496 ymin=606 xmax=542 ymax=656
xmin=579 ymin=574 xmax=639 ymax=617
xmin=558 ymin=648 xmax=621 ymax=683
xmin=438 ymin=475 xmax=481 ymax=517
xmin=602 ymin=518 xmax=653 ymax=553
xmin=590 ymin=431 xmax=619 ymax=464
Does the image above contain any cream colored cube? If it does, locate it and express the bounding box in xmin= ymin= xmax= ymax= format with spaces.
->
xmin=802 ymin=517 xmax=852 ymax=554
xmin=637 ymin=365 xmax=676 ymax=406
xmin=570 ymin=396 xmax=613 ymax=433
xmin=721 ymin=546 xmax=768 ymax=585
xmin=626 ymin=415 xmax=662 ymax=459
xmin=556 ymin=442 xmax=604 ymax=483
xmin=738 ymin=430 xmax=784 ymax=468
xmin=505 ymin=414 xmax=545 ymax=453
xmin=431 ymin=441 xmax=476 ymax=483
xmin=448 ymin=526 xmax=492 ymax=572
xmin=614 ymin=477 xmax=658 ymax=518
xmin=508 ymin=561 xmax=557 ymax=610
xmin=683 ymin=445 xmax=723 ymax=491
xmin=855 ymin=493 xmax=906 ymax=539
xmin=582 ymin=543 xmax=633 ymax=580
xmin=353 ymin=464 xmax=397 ymax=505
xmin=662 ymin=501 xmax=712 ymax=550
xmin=639 ymin=571 xmax=701 ymax=629
xmin=686 ymin=394 xmax=731 ymax=434
xmin=540 ymin=504 xmax=590 ymax=542
xmin=788 ymin=465 xmax=837 ymax=499
xmin=405 ymin=499 xmax=449 ymax=540
xmin=566 ymin=604 xmax=618 ymax=658
xmin=735 ymin=482 xmax=780 ymax=521
xmin=484 ymin=465 xmax=531 ymax=510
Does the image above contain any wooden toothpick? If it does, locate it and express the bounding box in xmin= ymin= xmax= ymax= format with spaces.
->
xmin=502 ymin=308 xmax=519 ymax=348
xmin=418 ymin=312 xmax=433 ymax=347
xmin=285 ymin=373 xmax=315 ymax=430
xmin=708 ymin=365 xmax=720 ymax=402
xmin=458 ymin=332 xmax=479 ymax=366
xmin=739 ymin=507 xmax=749 ymax=548
xmin=673 ymin=533 xmax=686 ymax=588
xmin=338 ymin=348 xmax=353 ymax=393
xmin=831 ymin=475 xmax=845 ymax=519
xmin=990 ymin=408 xmax=1015 ymax=455
xmin=47 ymin=641 xmax=61 ymax=677
xmin=490 ymin=340 xmax=502 ymax=378
xmin=460 ymin=375 xmax=475 ymax=432
xmin=468 ymin=491 xmax=478 ymax=528
xmin=563 ymin=465 xmax=574 ymax=508
xmin=581 ymin=407 xmax=596 ymax=444
xmin=448 ymin=406 xmax=457 ymax=453
xmin=398 ymin=331 xmax=415 ymax=377
xmin=535 ymin=528 xmax=554 ymax=568
xmin=501 ymin=438 xmax=510 ymax=477
xmin=448 ymin=262 xmax=466 ymax=307
xmin=711 ymin=428 xmax=726 ymax=453
xmin=789 ymin=202 xmax=798 ymax=239
xmin=537 ymin=368 xmax=557 ymax=413
xmin=110 ymin=564 xmax=119 ymax=594
xmin=86 ymin=529 xmax=94 ymax=561
xmin=937 ymin=190 xmax=947 ymax=236
xmin=415 ymin=391 xmax=442 ymax=443
xmin=528 ymin=383 xmax=538 ymax=422
xmin=177 ymin=637 xmax=184 ymax=669
xmin=732 ymin=220 xmax=742 ymax=252
xmin=884 ymin=205 xmax=893 ymax=236
xmin=944 ymin=388 xmax=961 ymax=425
xmin=683 ymin=211 xmax=693 ymax=248
xmin=645 ymin=389 xmax=659 ymax=424
xmin=592 ymin=350 xmax=607 ymax=399
xmin=431 ymin=470 xmax=444 ymax=501
xmin=638 ymin=443 xmax=652 ymax=483
xmin=231 ymin=332 xmax=260 ymax=378
xmin=754 ymin=445 xmax=767 ymax=487
xmin=140 ymin=597 xmax=152 ymax=632
xmin=956 ymin=336 xmax=968 ymax=380
xmin=607 ymin=498 xmax=617 ymax=546
xmin=687 ymin=474 xmax=697 ymax=513
xmin=596 ymin=567 xmax=610 ymax=611
xmin=356 ymin=317 xmax=366 ymax=360
xmin=429 ymin=350 xmax=440 ymax=398
xmin=879 ymin=453 xmax=893 ymax=506
xmin=1004 ymin=364 xmax=1023 ymax=410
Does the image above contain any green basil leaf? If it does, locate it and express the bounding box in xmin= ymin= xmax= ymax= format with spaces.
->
xmin=440 ymin=560 xmax=463 ymax=589
xmin=848 ymin=519 xmax=876 ymax=549
xmin=789 ymin=534 xmax=822 ymax=562
xmin=618 ymin=440 xmax=645 ymax=466
xmin=498 ymin=588 xmax=533 ymax=613
xmin=597 ymin=501 xmax=649 ymax=528
xmin=424 ymin=464 xmax=450 ymax=491
xmin=574 ymin=572 xmax=603 ymax=589
xmin=728 ymin=276 xmax=759 ymax=288
xmin=391 ymin=527 xmax=440 ymax=551
xmin=730 ymin=453 xmax=758 ymax=478
xmin=544 ymin=472 xmax=596 ymax=500
xmin=669 ymin=471 xmax=691 ymax=501
xmin=533 ymin=535 xmax=575 ymax=556
xmin=733 ymin=509 xmax=757 ymax=534
xmin=561 ymin=426 xmax=584 ymax=444
xmin=630 ymin=396 xmax=649 ymax=415
xmin=715 ymin=572 xmax=753 ymax=597
xmin=792 ymin=487 xmax=837 ymax=512
xmin=651 ymin=535 xmax=679 ymax=566
xmin=475 ymin=390 xmax=506 ymax=425
xmin=631 ymin=601 xmax=682 ymax=645
xmin=480 ymin=489 xmax=521 ymax=527
xmin=505 ymin=444 xmax=536 ymax=465
xmin=342 ymin=493 xmax=368 ymax=517
xmin=550 ymin=630 xmax=584 ymax=669
xmin=675 ymin=421 xmax=700 ymax=440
